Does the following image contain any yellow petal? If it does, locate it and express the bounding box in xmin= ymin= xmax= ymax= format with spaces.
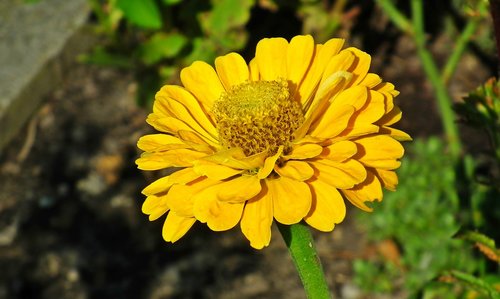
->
xmin=180 ymin=61 xmax=224 ymax=110
xmin=255 ymin=37 xmax=288 ymax=80
xmin=344 ymin=47 xmax=371 ymax=87
xmin=158 ymin=85 xmax=218 ymax=138
xmin=298 ymin=71 xmax=352 ymax=139
xmin=322 ymin=140 xmax=357 ymax=161
xmin=283 ymin=143 xmax=323 ymax=160
xmin=146 ymin=115 xmax=191 ymax=135
xmin=287 ymin=35 xmax=314 ymax=91
xmin=191 ymin=175 xmax=262 ymax=204
xmin=136 ymin=149 xmax=206 ymax=170
xmin=330 ymin=85 xmax=368 ymax=110
xmin=194 ymin=196 xmax=244 ymax=231
xmin=159 ymin=94 xmax=217 ymax=143
xmin=299 ymin=38 xmax=345 ymax=109
xmin=375 ymin=81 xmax=399 ymax=97
xmin=141 ymin=168 xmax=200 ymax=195
xmin=142 ymin=195 xmax=169 ymax=221
xmin=359 ymin=73 xmax=382 ymax=88
xmin=215 ymin=52 xmax=250 ymax=90
xmin=358 ymin=90 xmax=386 ymax=123
xmin=309 ymin=104 xmax=355 ymax=139
xmin=379 ymin=127 xmax=413 ymax=141
xmin=217 ymin=175 xmax=262 ymax=203
xmin=354 ymin=135 xmax=404 ymax=170
xmin=268 ymin=177 xmax=312 ymax=225
xmin=193 ymin=160 xmax=243 ymax=180
xmin=202 ymin=148 xmax=267 ymax=170
xmin=257 ymin=146 xmax=283 ymax=179
xmin=373 ymin=168 xmax=399 ymax=191
xmin=342 ymin=171 xmax=383 ymax=212
xmin=321 ymin=50 xmax=356 ymax=83
xmin=137 ymin=134 xmax=187 ymax=152
xmin=335 ymin=90 xmax=386 ymax=139
xmin=304 ymin=179 xmax=346 ymax=231
xmin=377 ymin=106 xmax=402 ymax=126
xmin=176 ymin=130 xmax=216 ymax=151
xmin=240 ymin=186 xmax=273 ymax=249
xmin=166 ymin=177 xmax=220 ymax=217
xmin=162 ymin=212 xmax=196 ymax=243
xmin=275 ymin=160 xmax=314 ymax=181
xmin=309 ymin=159 xmax=367 ymax=189
xmin=249 ymin=58 xmax=259 ymax=81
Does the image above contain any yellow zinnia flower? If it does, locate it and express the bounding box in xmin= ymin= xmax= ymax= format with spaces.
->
xmin=136 ymin=35 xmax=411 ymax=249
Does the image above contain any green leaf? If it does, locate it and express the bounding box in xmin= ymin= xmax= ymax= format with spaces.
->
xmin=116 ymin=0 xmax=162 ymax=29
xmin=140 ymin=33 xmax=187 ymax=65
xmin=446 ymin=270 xmax=500 ymax=299
xmin=203 ymin=0 xmax=254 ymax=32
xmin=199 ymin=0 xmax=254 ymax=50
xmin=183 ymin=37 xmax=217 ymax=64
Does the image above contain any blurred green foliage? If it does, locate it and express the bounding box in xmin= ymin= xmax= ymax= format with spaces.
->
xmin=354 ymin=138 xmax=480 ymax=298
xmin=354 ymin=132 xmax=500 ymax=297
xmin=83 ymin=0 xmax=352 ymax=106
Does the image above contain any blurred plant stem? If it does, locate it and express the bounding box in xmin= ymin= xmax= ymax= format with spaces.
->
xmin=374 ymin=0 xmax=493 ymax=158
xmin=410 ymin=0 xmax=461 ymax=158
xmin=491 ymin=0 xmax=500 ymax=76
xmin=277 ymin=222 xmax=332 ymax=299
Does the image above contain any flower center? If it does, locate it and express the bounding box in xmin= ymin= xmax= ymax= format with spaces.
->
xmin=212 ymin=79 xmax=304 ymax=156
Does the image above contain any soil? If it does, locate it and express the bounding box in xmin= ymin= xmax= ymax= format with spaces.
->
xmin=0 ymin=23 xmax=495 ymax=299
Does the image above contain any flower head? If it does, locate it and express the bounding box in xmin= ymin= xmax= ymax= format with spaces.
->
xmin=136 ymin=35 xmax=411 ymax=249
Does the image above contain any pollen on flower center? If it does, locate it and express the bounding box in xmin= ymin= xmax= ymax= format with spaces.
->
xmin=212 ymin=79 xmax=304 ymax=156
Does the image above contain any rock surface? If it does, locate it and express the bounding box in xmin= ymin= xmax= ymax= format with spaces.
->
xmin=0 ymin=0 xmax=90 ymax=153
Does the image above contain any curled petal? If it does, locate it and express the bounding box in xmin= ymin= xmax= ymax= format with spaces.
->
xmin=299 ymin=38 xmax=345 ymax=109
xmin=257 ymin=146 xmax=283 ymax=179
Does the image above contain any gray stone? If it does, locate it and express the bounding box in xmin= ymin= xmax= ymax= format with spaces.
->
xmin=0 ymin=0 xmax=90 ymax=153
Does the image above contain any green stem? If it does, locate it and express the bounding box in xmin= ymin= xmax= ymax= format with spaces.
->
xmin=277 ymin=222 xmax=332 ymax=299
xmin=442 ymin=3 xmax=486 ymax=85
xmin=375 ymin=0 xmax=413 ymax=34
xmin=411 ymin=0 xmax=462 ymax=157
